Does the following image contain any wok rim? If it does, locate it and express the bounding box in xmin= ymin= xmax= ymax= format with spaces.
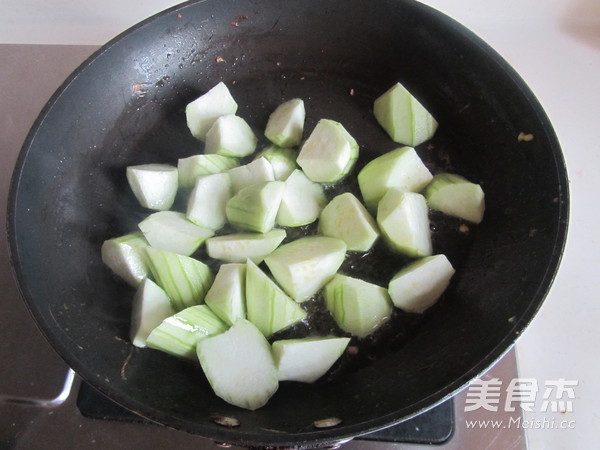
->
xmin=6 ymin=0 xmax=569 ymax=446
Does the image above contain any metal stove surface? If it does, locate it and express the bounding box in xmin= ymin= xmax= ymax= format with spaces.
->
xmin=0 ymin=44 xmax=526 ymax=450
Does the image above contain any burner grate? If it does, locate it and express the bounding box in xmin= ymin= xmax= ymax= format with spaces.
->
xmin=77 ymin=382 xmax=453 ymax=445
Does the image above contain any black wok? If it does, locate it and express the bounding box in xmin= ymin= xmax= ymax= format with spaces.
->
xmin=7 ymin=0 xmax=568 ymax=447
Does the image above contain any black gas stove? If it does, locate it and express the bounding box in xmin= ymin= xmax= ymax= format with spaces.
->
xmin=76 ymin=380 xmax=453 ymax=446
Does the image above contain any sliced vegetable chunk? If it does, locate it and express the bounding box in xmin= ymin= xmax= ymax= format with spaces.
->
xmin=265 ymin=98 xmax=305 ymax=148
xmin=204 ymin=263 xmax=246 ymax=326
xmin=272 ymin=337 xmax=350 ymax=383
xmin=324 ymin=274 xmax=393 ymax=338
xmin=225 ymin=181 xmax=285 ymax=233
xmin=296 ymin=119 xmax=358 ymax=183
xmin=357 ymin=146 xmax=433 ymax=211
xmin=146 ymin=305 xmax=227 ymax=359
xmin=144 ymin=247 xmax=214 ymax=311
xmin=245 ymin=259 xmax=307 ymax=337
xmin=255 ymin=145 xmax=298 ymax=181
xmin=228 ymin=157 xmax=275 ymax=194
xmin=101 ymin=232 xmax=149 ymax=287
xmin=197 ymin=319 xmax=279 ymax=410
xmin=264 ymin=236 xmax=347 ymax=302
xmin=319 ymin=192 xmax=379 ymax=252
xmin=178 ymin=154 xmax=239 ymax=189
xmin=126 ymin=163 xmax=178 ymax=211
xmin=388 ymin=254 xmax=455 ymax=313
xmin=130 ymin=278 xmax=176 ymax=348
xmin=276 ymin=169 xmax=326 ymax=227
xmin=206 ymin=229 xmax=286 ymax=264
xmin=185 ymin=82 xmax=238 ymax=140
xmin=205 ymin=114 xmax=258 ymax=157
xmin=424 ymin=173 xmax=485 ymax=224
xmin=186 ymin=172 xmax=232 ymax=230
xmin=138 ymin=211 xmax=214 ymax=256
xmin=374 ymin=82 xmax=438 ymax=146
xmin=377 ymin=189 xmax=432 ymax=257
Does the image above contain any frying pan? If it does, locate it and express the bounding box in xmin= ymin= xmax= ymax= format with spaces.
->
xmin=7 ymin=0 xmax=568 ymax=447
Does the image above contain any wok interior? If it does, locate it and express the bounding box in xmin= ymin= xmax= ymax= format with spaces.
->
xmin=11 ymin=0 xmax=567 ymax=445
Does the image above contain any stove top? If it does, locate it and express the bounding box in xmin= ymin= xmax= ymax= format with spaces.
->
xmin=76 ymin=380 xmax=453 ymax=445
